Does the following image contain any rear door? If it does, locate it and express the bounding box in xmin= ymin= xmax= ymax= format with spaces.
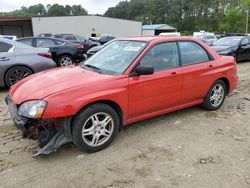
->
xmin=128 ymin=42 xmax=183 ymax=117
xmin=179 ymin=41 xmax=216 ymax=104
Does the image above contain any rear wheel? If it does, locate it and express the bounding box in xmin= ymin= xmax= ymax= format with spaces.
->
xmin=58 ymin=55 xmax=74 ymax=66
xmin=5 ymin=66 xmax=32 ymax=88
xmin=72 ymin=103 xmax=119 ymax=153
xmin=202 ymin=80 xmax=226 ymax=111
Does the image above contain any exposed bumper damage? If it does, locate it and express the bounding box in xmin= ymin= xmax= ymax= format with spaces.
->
xmin=5 ymin=95 xmax=73 ymax=157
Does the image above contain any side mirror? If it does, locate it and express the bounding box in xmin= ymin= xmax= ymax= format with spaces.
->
xmin=133 ymin=66 xmax=154 ymax=76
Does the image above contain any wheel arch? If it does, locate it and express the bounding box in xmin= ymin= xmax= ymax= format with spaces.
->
xmin=70 ymin=100 xmax=124 ymax=134
xmin=4 ymin=64 xmax=34 ymax=86
xmin=218 ymin=77 xmax=230 ymax=94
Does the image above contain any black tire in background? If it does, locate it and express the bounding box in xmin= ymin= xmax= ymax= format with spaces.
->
xmin=58 ymin=55 xmax=74 ymax=66
xmin=201 ymin=79 xmax=226 ymax=111
xmin=72 ymin=103 xmax=120 ymax=153
xmin=5 ymin=66 xmax=33 ymax=88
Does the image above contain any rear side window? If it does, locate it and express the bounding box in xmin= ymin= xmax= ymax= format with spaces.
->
xmin=241 ymin=38 xmax=249 ymax=45
xmin=65 ymin=36 xmax=76 ymax=41
xmin=0 ymin=42 xmax=13 ymax=52
xmin=178 ymin=42 xmax=210 ymax=66
xmin=37 ymin=39 xmax=55 ymax=47
xmin=18 ymin=39 xmax=33 ymax=46
xmin=54 ymin=40 xmax=65 ymax=45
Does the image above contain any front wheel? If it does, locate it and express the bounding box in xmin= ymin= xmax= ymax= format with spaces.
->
xmin=201 ymin=80 xmax=226 ymax=111
xmin=72 ymin=103 xmax=119 ymax=153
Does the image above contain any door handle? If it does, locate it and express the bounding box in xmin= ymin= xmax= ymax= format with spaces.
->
xmin=171 ymin=72 xmax=177 ymax=76
xmin=208 ymin=64 xmax=214 ymax=69
xmin=0 ymin=57 xmax=10 ymax=61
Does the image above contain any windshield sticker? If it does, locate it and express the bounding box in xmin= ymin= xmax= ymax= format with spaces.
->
xmin=123 ymin=46 xmax=141 ymax=51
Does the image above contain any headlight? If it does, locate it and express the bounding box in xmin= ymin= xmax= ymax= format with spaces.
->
xmin=18 ymin=100 xmax=47 ymax=118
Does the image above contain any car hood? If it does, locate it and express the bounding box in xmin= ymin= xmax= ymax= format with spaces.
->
xmin=211 ymin=45 xmax=237 ymax=52
xmin=9 ymin=66 xmax=112 ymax=104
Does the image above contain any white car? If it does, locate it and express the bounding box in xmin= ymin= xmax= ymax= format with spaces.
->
xmin=0 ymin=35 xmax=17 ymax=40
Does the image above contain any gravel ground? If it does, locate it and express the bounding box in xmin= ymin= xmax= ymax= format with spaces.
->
xmin=0 ymin=62 xmax=250 ymax=188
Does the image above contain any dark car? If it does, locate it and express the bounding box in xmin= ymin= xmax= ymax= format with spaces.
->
xmin=99 ymin=35 xmax=115 ymax=45
xmin=17 ymin=37 xmax=85 ymax=66
xmin=211 ymin=36 xmax=250 ymax=62
xmin=87 ymin=39 xmax=116 ymax=58
xmin=53 ymin=34 xmax=99 ymax=52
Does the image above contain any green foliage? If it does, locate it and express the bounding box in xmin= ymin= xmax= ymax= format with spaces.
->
xmin=104 ymin=0 xmax=249 ymax=33
xmin=0 ymin=4 xmax=87 ymax=17
xmin=71 ymin=5 xmax=88 ymax=16
xmin=0 ymin=1 xmax=248 ymax=33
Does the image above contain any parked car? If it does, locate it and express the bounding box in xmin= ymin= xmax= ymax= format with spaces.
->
xmin=86 ymin=39 xmax=116 ymax=58
xmin=198 ymin=35 xmax=217 ymax=45
xmin=99 ymin=35 xmax=115 ymax=45
xmin=211 ymin=36 xmax=250 ymax=62
xmin=38 ymin=33 xmax=53 ymax=37
xmin=6 ymin=37 xmax=238 ymax=156
xmin=0 ymin=35 xmax=17 ymax=40
xmin=16 ymin=37 xmax=85 ymax=66
xmin=53 ymin=34 xmax=99 ymax=52
xmin=0 ymin=38 xmax=56 ymax=88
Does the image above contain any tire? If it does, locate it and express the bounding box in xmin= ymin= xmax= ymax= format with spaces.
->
xmin=58 ymin=55 xmax=74 ymax=67
xmin=201 ymin=79 xmax=226 ymax=111
xmin=72 ymin=103 xmax=119 ymax=153
xmin=5 ymin=66 xmax=33 ymax=88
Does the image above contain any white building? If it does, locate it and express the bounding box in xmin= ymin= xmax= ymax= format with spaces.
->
xmin=32 ymin=15 xmax=142 ymax=38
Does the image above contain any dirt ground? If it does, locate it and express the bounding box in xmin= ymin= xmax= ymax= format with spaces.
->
xmin=0 ymin=62 xmax=250 ymax=188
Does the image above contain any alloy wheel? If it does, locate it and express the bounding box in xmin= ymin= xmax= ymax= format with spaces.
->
xmin=82 ymin=112 xmax=114 ymax=147
xmin=210 ymin=84 xmax=225 ymax=107
xmin=8 ymin=68 xmax=31 ymax=86
xmin=59 ymin=56 xmax=73 ymax=66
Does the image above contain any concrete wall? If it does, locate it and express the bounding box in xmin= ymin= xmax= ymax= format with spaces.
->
xmin=142 ymin=30 xmax=155 ymax=36
xmin=32 ymin=16 xmax=142 ymax=37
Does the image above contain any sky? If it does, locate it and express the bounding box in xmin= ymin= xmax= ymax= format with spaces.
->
xmin=0 ymin=0 xmax=123 ymax=14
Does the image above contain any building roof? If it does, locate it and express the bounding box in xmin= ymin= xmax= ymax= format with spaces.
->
xmin=0 ymin=17 xmax=31 ymax=22
xmin=143 ymin=24 xmax=176 ymax=31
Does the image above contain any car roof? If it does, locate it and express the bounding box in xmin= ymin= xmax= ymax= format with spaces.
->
xmin=0 ymin=38 xmax=33 ymax=49
xmin=119 ymin=36 xmax=197 ymax=43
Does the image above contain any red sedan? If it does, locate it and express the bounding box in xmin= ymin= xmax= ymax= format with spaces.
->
xmin=6 ymin=37 xmax=238 ymax=156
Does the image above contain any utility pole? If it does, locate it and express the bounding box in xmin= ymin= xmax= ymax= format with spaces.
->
xmin=246 ymin=9 xmax=249 ymax=35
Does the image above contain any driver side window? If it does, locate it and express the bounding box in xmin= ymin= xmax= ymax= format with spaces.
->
xmin=241 ymin=38 xmax=249 ymax=45
xmin=140 ymin=42 xmax=179 ymax=72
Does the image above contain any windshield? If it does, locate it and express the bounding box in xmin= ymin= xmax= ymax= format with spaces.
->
xmin=212 ymin=37 xmax=242 ymax=46
xmin=82 ymin=40 xmax=147 ymax=75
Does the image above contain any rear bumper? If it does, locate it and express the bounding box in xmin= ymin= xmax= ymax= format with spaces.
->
xmin=229 ymin=75 xmax=238 ymax=93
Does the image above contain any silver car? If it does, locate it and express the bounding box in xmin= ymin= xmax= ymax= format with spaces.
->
xmin=0 ymin=38 xmax=56 ymax=88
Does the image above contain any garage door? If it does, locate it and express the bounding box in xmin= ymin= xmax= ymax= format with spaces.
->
xmin=2 ymin=25 xmax=23 ymax=37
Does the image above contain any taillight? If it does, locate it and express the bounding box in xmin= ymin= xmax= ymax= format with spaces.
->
xmin=76 ymin=44 xmax=84 ymax=49
xmin=38 ymin=52 xmax=52 ymax=59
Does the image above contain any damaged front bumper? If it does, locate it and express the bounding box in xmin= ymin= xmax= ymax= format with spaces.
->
xmin=5 ymin=95 xmax=73 ymax=157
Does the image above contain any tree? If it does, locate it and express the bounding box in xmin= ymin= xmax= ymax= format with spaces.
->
xmin=71 ymin=5 xmax=87 ymax=16
xmin=47 ymin=4 xmax=68 ymax=16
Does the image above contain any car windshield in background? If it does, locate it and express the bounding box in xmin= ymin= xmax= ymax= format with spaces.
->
xmin=213 ymin=37 xmax=242 ymax=46
xmin=82 ymin=40 xmax=147 ymax=75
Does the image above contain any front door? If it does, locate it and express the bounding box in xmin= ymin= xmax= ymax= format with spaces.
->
xmin=128 ymin=42 xmax=183 ymax=117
